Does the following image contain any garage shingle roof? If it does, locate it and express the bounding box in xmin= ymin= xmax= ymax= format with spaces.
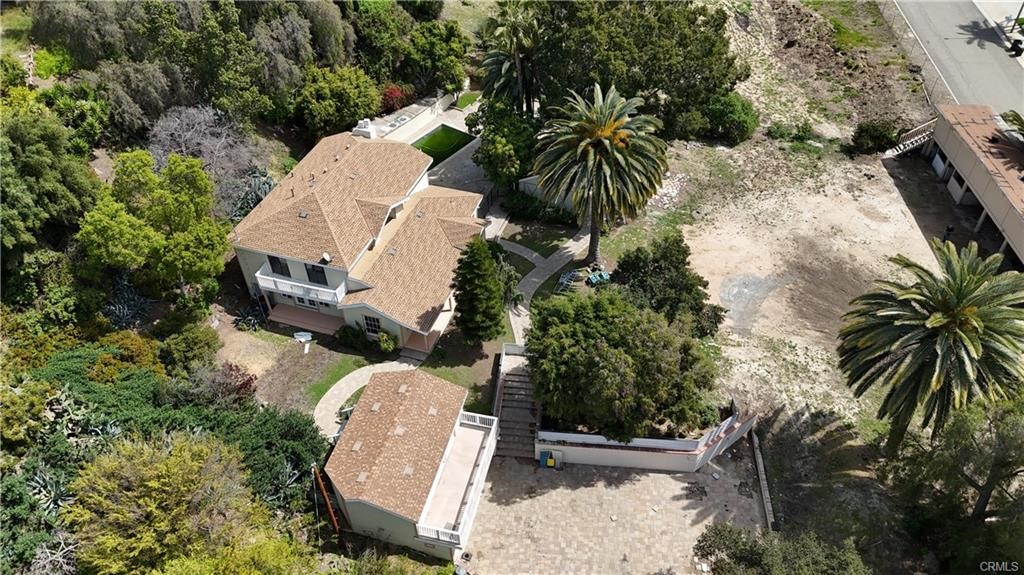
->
xmin=325 ymin=371 xmax=468 ymax=521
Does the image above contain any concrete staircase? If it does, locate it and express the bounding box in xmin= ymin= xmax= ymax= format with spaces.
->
xmin=493 ymin=349 xmax=538 ymax=458
xmin=884 ymin=118 xmax=937 ymax=158
xmin=399 ymin=348 xmax=430 ymax=362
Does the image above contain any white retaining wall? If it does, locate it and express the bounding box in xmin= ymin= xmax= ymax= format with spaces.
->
xmin=535 ymin=413 xmax=757 ymax=473
xmin=517 ymin=175 xmax=574 ymax=211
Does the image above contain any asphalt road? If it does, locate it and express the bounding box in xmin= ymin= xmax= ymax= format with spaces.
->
xmin=895 ymin=0 xmax=1024 ymax=112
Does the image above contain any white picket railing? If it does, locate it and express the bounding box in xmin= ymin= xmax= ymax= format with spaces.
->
xmin=415 ymin=524 xmax=461 ymax=545
xmin=254 ymin=262 xmax=344 ymax=303
xmin=459 ymin=412 xmax=497 ymax=429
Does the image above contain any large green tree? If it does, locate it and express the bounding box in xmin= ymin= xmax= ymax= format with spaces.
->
xmin=77 ymin=151 xmax=229 ymax=290
xmin=534 ymin=84 xmax=666 ymax=263
xmin=528 ymin=290 xmax=716 ymax=442
xmin=533 ymin=1 xmax=748 ymax=140
xmin=481 ymin=0 xmax=539 ymax=115
xmin=452 ymin=237 xmax=505 ymax=345
xmin=64 ymin=433 xmax=267 ymax=575
xmin=0 ymin=99 xmax=99 ymax=268
xmin=613 ymin=231 xmax=725 ymax=337
xmin=297 ymin=65 xmax=381 ymax=137
xmin=466 ymin=98 xmax=541 ymax=190
xmin=405 ymin=20 xmax=469 ymax=93
xmin=888 ymin=397 xmax=1024 ymax=570
xmin=837 ymin=240 xmax=1024 ymax=455
xmin=694 ymin=523 xmax=870 ymax=575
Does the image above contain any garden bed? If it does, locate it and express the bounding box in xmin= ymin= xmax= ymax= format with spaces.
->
xmin=411 ymin=124 xmax=475 ymax=168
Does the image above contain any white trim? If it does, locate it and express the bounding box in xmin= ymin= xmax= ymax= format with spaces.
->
xmin=417 ymin=412 xmax=464 ymax=527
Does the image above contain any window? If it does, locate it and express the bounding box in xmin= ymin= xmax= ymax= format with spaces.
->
xmin=364 ymin=315 xmax=381 ymax=335
xmin=296 ymin=297 xmax=306 ymax=304
xmin=953 ymin=170 xmax=965 ymax=187
xmin=268 ymin=256 xmax=290 ymax=277
xmin=935 ymin=147 xmax=947 ymax=164
xmin=305 ymin=264 xmax=328 ymax=286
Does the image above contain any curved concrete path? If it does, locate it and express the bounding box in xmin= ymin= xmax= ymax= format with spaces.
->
xmin=504 ymin=230 xmax=590 ymax=344
xmin=313 ymin=358 xmax=421 ymax=436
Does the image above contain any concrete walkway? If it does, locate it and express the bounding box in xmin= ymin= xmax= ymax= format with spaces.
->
xmin=312 ymin=358 xmax=421 ymax=436
xmin=505 ymin=230 xmax=590 ymax=344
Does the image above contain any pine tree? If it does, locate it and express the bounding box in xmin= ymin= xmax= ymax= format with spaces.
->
xmin=452 ymin=237 xmax=504 ymax=344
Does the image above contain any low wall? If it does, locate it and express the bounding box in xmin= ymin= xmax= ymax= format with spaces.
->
xmin=384 ymin=93 xmax=456 ymax=143
xmin=517 ymin=175 xmax=573 ymax=211
xmin=535 ymin=412 xmax=757 ymax=473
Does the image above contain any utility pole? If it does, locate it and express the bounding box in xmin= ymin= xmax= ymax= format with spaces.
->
xmin=1010 ymin=1 xmax=1024 ymax=34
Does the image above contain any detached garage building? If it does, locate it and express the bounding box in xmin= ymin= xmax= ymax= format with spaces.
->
xmin=324 ymin=371 xmax=497 ymax=561
xmin=927 ymin=105 xmax=1024 ymax=263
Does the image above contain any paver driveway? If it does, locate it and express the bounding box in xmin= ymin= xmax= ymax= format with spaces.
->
xmin=465 ymin=440 xmax=766 ymax=575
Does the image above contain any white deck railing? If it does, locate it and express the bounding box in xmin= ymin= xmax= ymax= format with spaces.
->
xmin=254 ymin=262 xmax=344 ymax=304
xmin=459 ymin=411 xmax=497 ymax=429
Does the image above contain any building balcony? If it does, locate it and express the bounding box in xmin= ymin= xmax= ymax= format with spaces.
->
xmin=415 ymin=412 xmax=498 ymax=547
xmin=255 ymin=262 xmax=344 ymax=304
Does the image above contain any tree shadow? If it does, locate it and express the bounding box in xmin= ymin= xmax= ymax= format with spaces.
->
xmin=757 ymin=405 xmax=929 ymax=572
xmin=955 ymin=19 xmax=1005 ymax=51
xmin=483 ymin=456 xmax=647 ymax=506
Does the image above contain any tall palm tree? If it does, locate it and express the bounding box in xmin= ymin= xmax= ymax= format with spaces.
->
xmin=838 ymin=239 xmax=1024 ymax=456
xmin=534 ymin=84 xmax=667 ymax=263
xmin=481 ymin=0 xmax=538 ymax=114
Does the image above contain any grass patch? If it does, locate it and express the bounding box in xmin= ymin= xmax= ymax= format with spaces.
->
xmin=454 ymin=91 xmax=480 ymax=110
xmin=502 ymin=250 xmax=535 ymax=279
xmin=1 ymin=6 xmax=31 ymax=57
xmin=307 ymin=353 xmax=372 ymax=403
xmin=249 ymin=329 xmax=292 ymax=346
xmin=501 ymin=220 xmax=576 ymax=258
xmin=601 ymin=197 xmax=700 ymax=263
xmin=420 ymin=314 xmax=514 ymax=415
xmin=412 ymin=124 xmax=475 ymax=168
xmin=441 ymin=0 xmax=494 ymax=39
xmin=830 ymin=18 xmax=875 ymax=51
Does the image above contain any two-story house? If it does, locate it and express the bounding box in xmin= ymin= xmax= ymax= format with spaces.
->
xmin=325 ymin=370 xmax=497 ymax=561
xmin=230 ymin=132 xmax=484 ymax=352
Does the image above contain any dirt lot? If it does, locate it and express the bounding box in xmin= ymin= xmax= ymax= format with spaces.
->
xmin=599 ymin=1 xmax=954 ymax=572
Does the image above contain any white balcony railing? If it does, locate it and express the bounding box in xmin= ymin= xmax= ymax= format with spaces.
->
xmin=416 ymin=413 xmax=497 ymax=548
xmin=255 ymin=262 xmax=343 ymax=304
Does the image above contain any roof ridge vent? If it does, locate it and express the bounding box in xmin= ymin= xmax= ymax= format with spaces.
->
xmin=415 ymin=209 xmax=425 ymax=219
xmin=356 ymin=471 xmax=368 ymax=482
xmin=393 ymin=425 xmax=406 ymax=436
xmin=351 ymin=440 xmax=363 ymax=452
xmin=387 ymin=246 xmax=398 ymax=256
xmin=402 ymin=464 xmax=414 ymax=476
xmin=371 ymin=402 xmax=381 ymax=412
xmin=427 ymin=406 xmax=438 ymax=416
xmin=398 ymin=383 xmax=408 ymax=393
xmin=298 ymin=210 xmax=309 ymax=219
xmin=350 ymin=172 xmax=358 ymax=180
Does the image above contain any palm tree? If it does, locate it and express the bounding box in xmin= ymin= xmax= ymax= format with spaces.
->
xmin=481 ymin=0 xmax=538 ymax=114
xmin=534 ymin=84 xmax=667 ymax=263
xmin=837 ymin=239 xmax=1024 ymax=456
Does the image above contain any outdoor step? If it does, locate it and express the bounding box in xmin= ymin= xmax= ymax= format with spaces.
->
xmin=499 ymin=410 xmax=538 ymax=423
xmin=498 ymin=424 xmax=535 ymax=437
xmin=498 ymin=434 xmax=535 ymax=445
xmin=495 ymin=447 xmax=536 ymax=458
xmin=399 ymin=349 xmax=429 ymax=362
xmin=499 ymin=399 xmax=537 ymax=410
xmin=500 ymin=380 xmax=534 ymax=392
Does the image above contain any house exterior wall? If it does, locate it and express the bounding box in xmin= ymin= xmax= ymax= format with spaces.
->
xmin=338 ymin=304 xmax=405 ymax=339
xmin=340 ymin=499 xmax=455 ymax=561
xmin=932 ymin=117 xmax=1024 ymax=259
xmin=235 ymin=246 xmax=348 ymax=296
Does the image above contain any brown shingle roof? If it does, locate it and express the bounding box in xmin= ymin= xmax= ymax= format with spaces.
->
xmin=325 ymin=371 xmax=468 ymax=521
xmin=231 ymin=133 xmax=431 ymax=269
xmin=344 ymin=186 xmax=484 ymax=332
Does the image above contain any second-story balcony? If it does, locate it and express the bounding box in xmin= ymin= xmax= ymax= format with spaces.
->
xmin=255 ymin=262 xmax=344 ymax=304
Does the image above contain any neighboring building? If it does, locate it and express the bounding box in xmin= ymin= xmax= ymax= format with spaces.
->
xmin=324 ymin=370 xmax=497 ymax=561
xmin=231 ymin=132 xmax=485 ymax=351
xmin=927 ymin=105 xmax=1024 ymax=263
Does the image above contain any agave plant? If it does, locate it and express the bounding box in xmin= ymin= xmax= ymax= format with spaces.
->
xmin=28 ymin=468 xmax=73 ymax=517
xmin=230 ymin=166 xmax=276 ymax=222
xmin=102 ymin=273 xmax=150 ymax=329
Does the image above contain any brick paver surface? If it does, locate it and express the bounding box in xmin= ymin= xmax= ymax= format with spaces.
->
xmin=465 ymin=442 xmax=765 ymax=575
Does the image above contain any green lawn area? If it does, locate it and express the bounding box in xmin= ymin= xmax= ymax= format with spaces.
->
xmin=441 ymin=0 xmax=494 ymax=39
xmin=340 ymin=386 xmax=365 ymax=410
xmin=454 ymin=91 xmax=480 ymax=110
xmin=412 ymin=124 xmax=475 ymax=168
xmin=1 ymin=6 xmax=31 ymax=57
xmin=501 ymin=220 xmax=576 ymax=258
xmin=307 ymin=353 xmax=373 ymax=403
xmin=531 ymin=259 xmax=591 ymax=306
xmin=502 ymin=250 xmax=535 ymax=279
xmin=420 ymin=313 xmax=514 ymax=414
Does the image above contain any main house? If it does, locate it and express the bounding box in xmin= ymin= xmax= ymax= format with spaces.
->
xmin=231 ymin=132 xmax=484 ymax=352
xmin=324 ymin=370 xmax=497 ymax=560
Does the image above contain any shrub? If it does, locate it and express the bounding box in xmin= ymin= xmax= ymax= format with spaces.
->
xmin=377 ymin=330 xmax=398 ymax=354
xmin=160 ymin=323 xmax=222 ymax=376
xmin=501 ymin=190 xmax=575 ymax=226
xmin=851 ymin=119 xmax=898 ymax=154
xmin=705 ymin=92 xmax=759 ymax=145
xmin=794 ymin=120 xmax=814 ymax=141
xmin=765 ymin=122 xmax=792 ymax=140
xmin=187 ymin=362 xmax=257 ymax=404
xmin=452 ymin=237 xmax=504 ymax=345
xmin=33 ymin=45 xmax=73 ymax=79
xmin=380 ymin=82 xmax=414 ymax=113
xmin=97 ymin=330 xmax=165 ymax=376
xmin=0 ymin=376 xmax=56 ymax=455
xmin=335 ymin=324 xmax=372 ymax=353
xmin=0 ymin=53 xmax=27 ymax=94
